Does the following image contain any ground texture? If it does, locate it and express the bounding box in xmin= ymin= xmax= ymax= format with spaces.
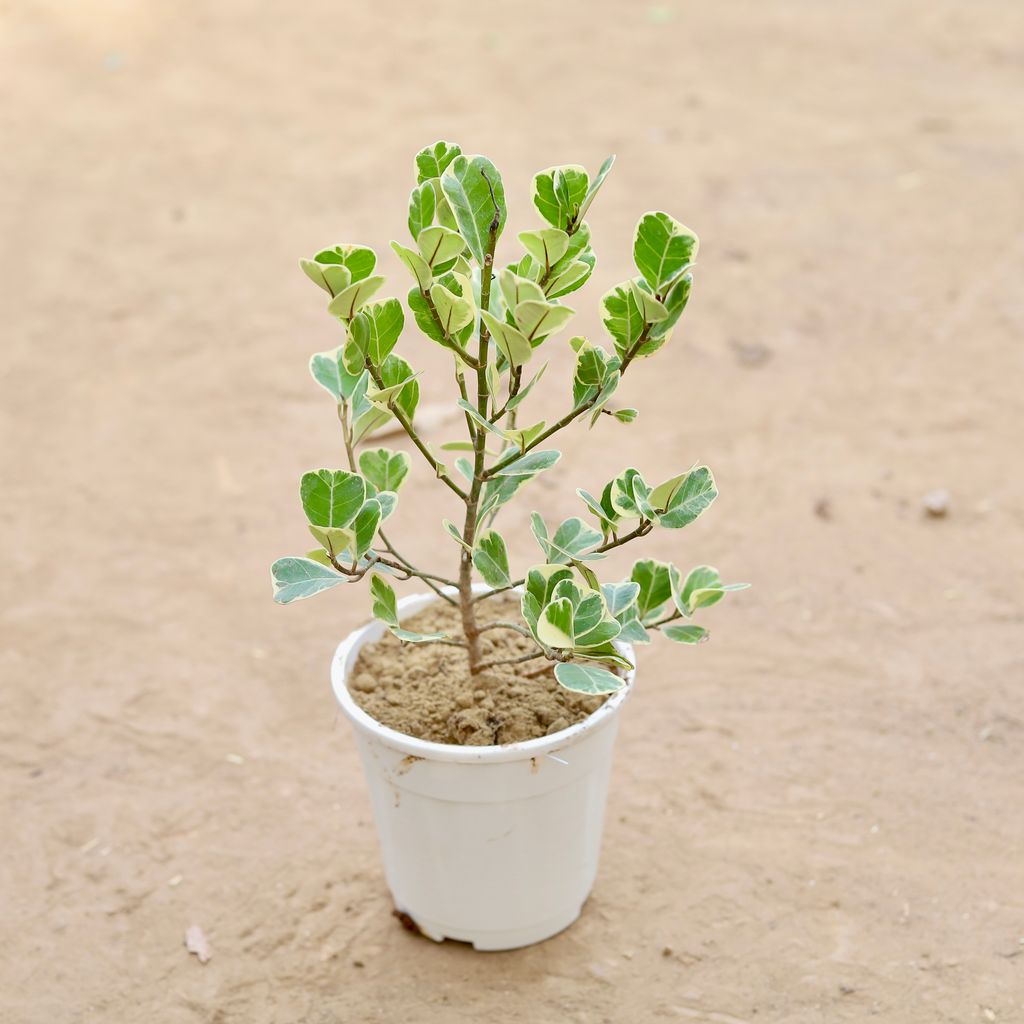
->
xmin=2 ymin=1 xmax=1023 ymax=1021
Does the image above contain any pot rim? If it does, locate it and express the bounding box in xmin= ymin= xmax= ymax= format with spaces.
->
xmin=330 ymin=585 xmax=635 ymax=764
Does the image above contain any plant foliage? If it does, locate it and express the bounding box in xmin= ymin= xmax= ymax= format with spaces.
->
xmin=272 ymin=143 xmax=747 ymax=695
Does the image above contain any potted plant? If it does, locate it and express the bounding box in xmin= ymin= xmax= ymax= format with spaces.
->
xmin=271 ymin=141 xmax=747 ymax=950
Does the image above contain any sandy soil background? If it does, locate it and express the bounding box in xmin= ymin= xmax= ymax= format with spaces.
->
xmin=2 ymin=1 xmax=1023 ymax=1021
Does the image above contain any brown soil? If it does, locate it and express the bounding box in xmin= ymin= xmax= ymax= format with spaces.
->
xmin=3 ymin=2 xmax=1024 ymax=1023
xmin=350 ymin=597 xmax=607 ymax=744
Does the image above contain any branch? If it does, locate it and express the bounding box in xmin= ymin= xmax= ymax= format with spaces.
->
xmin=473 ymin=521 xmax=655 ymax=604
xmin=421 ymin=288 xmax=482 ymax=369
xmin=475 ymin=650 xmax=546 ymax=673
xmin=365 ymin=362 xmax=469 ymax=502
xmin=481 ymin=325 xmax=654 ymax=479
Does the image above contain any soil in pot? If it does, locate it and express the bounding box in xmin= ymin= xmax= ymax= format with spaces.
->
xmin=349 ymin=595 xmax=609 ymax=745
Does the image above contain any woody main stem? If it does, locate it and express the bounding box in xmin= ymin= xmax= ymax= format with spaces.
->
xmin=459 ymin=173 xmax=502 ymax=675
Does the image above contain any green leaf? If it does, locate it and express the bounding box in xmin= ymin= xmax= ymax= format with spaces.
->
xmin=472 ymin=529 xmax=512 ymax=588
xmin=611 ymin=408 xmax=638 ymax=423
xmin=518 ymin=228 xmax=570 ymax=271
xmin=575 ymin=154 xmax=615 ymax=224
xmin=633 ymin=212 xmax=699 ymax=293
xmin=507 ymin=362 xmax=548 ymax=410
xmin=407 ymin=287 xmax=447 ymax=346
xmin=308 ymin=523 xmax=356 ymax=560
xmin=309 ymin=345 xmax=361 ymax=402
xmin=408 ymin=181 xmax=436 ymax=239
xmin=514 ymin=300 xmax=575 ymax=342
xmin=537 ymin=597 xmax=575 ymax=648
xmin=327 ymin=275 xmax=385 ymax=320
xmin=554 ymin=662 xmax=625 ymax=695
xmin=663 ymin=624 xmax=709 ymax=645
xmin=601 ymin=281 xmax=646 ymax=356
xmin=441 ymin=154 xmax=506 ymax=265
xmin=601 ymin=581 xmax=640 ymax=617
xmin=300 ymin=469 xmax=366 ymax=528
xmin=304 ymin=548 xmax=334 ymax=567
xmin=301 ymin=258 xmax=351 ymax=297
xmin=610 ymin=468 xmax=655 ymax=520
xmin=358 ymin=448 xmax=410 ymax=493
xmin=498 ymin=269 xmax=545 ymax=311
xmin=631 ymin=558 xmax=674 ymax=623
xmin=366 ymin=369 xmax=421 ymax=409
xmin=658 ymin=466 xmax=718 ymax=529
xmin=504 ymin=420 xmax=546 ymax=451
xmin=348 ymin=298 xmax=404 ymax=368
xmin=313 ymin=244 xmax=377 ymax=283
xmin=415 ymin=140 xmax=462 ymax=183
xmin=391 ymin=241 xmax=433 ymax=291
xmin=545 ymin=260 xmax=591 ymax=299
xmin=377 ymin=353 xmax=420 ymax=423
xmin=430 ymin=282 xmax=474 ymax=335
xmin=376 ymin=491 xmax=398 ymax=521
xmin=480 ymin=310 xmax=533 ymax=367
xmin=629 ymin=280 xmax=669 ymax=323
xmin=577 ymin=487 xmax=619 ymax=535
xmin=538 ymin=516 xmax=604 ymax=563
xmin=352 ymin=497 xmax=382 ymax=557
xmin=417 ymin=225 xmax=466 ymax=267
xmin=456 ymin=397 xmax=507 ymax=440
xmin=442 ymin=519 xmax=472 ymax=552
xmin=491 ymin=449 xmax=561 ymax=478
xmin=369 ymin=574 xmax=399 ymax=624
xmin=271 ymin=557 xmax=348 ymax=604
xmin=532 ymin=165 xmax=588 ymax=231
xmin=650 ymin=272 xmax=692 ymax=342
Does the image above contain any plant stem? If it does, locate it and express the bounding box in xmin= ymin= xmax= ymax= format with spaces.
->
xmin=458 ymin=171 xmax=502 ymax=675
xmin=338 ymin=395 xmax=459 ymax=605
xmin=475 ymin=650 xmax=545 ymax=673
xmin=365 ymin=363 xmax=469 ymax=503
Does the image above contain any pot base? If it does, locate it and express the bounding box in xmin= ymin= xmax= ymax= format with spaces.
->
xmin=400 ymin=903 xmax=583 ymax=952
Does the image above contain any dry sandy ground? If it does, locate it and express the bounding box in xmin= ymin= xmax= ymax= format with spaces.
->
xmin=2 ymin=1 xmax=1023 ymax=1021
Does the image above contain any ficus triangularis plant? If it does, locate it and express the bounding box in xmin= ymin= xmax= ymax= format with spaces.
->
xmin=271 ymin=141 xmax=748 ymax=695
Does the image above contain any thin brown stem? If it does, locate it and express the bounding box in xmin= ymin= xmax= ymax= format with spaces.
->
xmin=365 ymin=363 xmax=469 ymax=502
xmin=457 ymin=170 xmax=503 ymax=675
xmin=475 ymin=650 xmax=546 ymax=673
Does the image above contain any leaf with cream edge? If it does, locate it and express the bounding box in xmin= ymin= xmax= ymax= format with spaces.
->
xmin=663 ymin=624 xmax=709 ymax=644
xmin=272 ymin=557 xmax=348 ymax=604
xmin=415 ymin=140 xmax=461 ymax=183
xmin=574 ymin=154 xmax=615 ymax=225
xmin=309 ymin=345 xmax=361 ymax=402
xmin=657 ymin=466 xmax=717 ymax=529
xmin=300 ymin=470 xmax=366 ymax=528
xmin=532 ymin=165 xmax=589 ymax=231
xmin=514 ymin=300 xmax=575 ymax=343
xmin=369 ymin=575 xmax=447 ymax=642
xmin=633 ymin=212 xmax=699 ymax=293
xmin=480 ymin=310 xmax=533 ymax=367
xmin=490 ymin=449 xmax=561 ymax=478
xmin=391 ymin=241 xmax=433 ymax=291
xmin=417 ymin=226 xmax=466 ymax=268
xmin=347 ymin=298 xmax=404 ymax=368
xmin=430 ymin=282 xmax=474 ymax=335
xmin=554 ymin=662 xmax=625 ymax=695
xmin=407 ymin=182 xmax=436 ymax=239
xmin=518 ymin=228 xmax=570 ymax=272
xmin=441 ymin=155 xmax=506 ymax=265
xmin=472 ymin=530 xmax=512 ymax=588
xmin=358 ymin=448 xmax=410 ymax=493
xmin=327 ymin=276 xmax=385 ymax=320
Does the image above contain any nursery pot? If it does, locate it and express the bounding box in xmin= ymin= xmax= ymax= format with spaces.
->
xmin=330 ymin=588 xmax=635 ymax=951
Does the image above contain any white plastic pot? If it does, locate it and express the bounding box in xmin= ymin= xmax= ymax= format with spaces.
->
xmin=331 ymin=589 xmax=635 ymax=951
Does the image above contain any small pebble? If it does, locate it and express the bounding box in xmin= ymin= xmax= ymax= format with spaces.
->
xmin=922 ymin=489 xmax=950 ymax=517
xmin=547 ymin=717 xmax=569 ymax=735
xmin=455 ymin=692 xmax=474 ymax=709
xmin=351 ymin=673 xmax=378 ymax=693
